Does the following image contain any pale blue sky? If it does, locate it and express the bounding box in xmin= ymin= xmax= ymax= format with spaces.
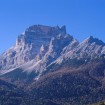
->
xmin=0 ymin=0 xmax=105 ymax=54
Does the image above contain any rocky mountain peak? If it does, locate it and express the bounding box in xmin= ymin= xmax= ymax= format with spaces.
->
xmin=1 ymin=24 xmax=105 ymax=81
xmin=83 ymin=36 xmax=105 ymax=46
xmin=1 ymin=25 xmax=105 ymax=105
xmin=0 ymin=25 xmax=73 ymax=72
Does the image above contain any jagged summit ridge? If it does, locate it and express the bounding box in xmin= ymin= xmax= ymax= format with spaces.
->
xmin=82 ymin=36 xmax=105 ymax=45
xmin=55 ymin=36 xmax=105 ymax=64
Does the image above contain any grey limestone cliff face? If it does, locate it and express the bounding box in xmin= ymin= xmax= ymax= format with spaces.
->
xmin=1 ymin=24 xmax=105 ymax=79
xmin=0 ymin=25 xmax=74 ymax=72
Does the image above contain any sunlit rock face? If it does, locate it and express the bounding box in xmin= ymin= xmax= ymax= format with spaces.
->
xmin=55 ymin=36 xmax=105 ymax=64
xmin=1 ymin=24 xmax=105 ymax=80
xmin=0 ymin=25 xmax=74 ymax=72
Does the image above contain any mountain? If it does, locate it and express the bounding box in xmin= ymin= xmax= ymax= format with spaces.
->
xmin=0 ymin=25 xmax=76 ymax=81
xmin=1 ymin=25 xmax=105 ymax=105
xmin=0 ymin=25 xmax=69 ymax=71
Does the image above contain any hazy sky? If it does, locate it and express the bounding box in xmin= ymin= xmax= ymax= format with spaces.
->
xmin=0 ymin=0 xmax=105 ymax=54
